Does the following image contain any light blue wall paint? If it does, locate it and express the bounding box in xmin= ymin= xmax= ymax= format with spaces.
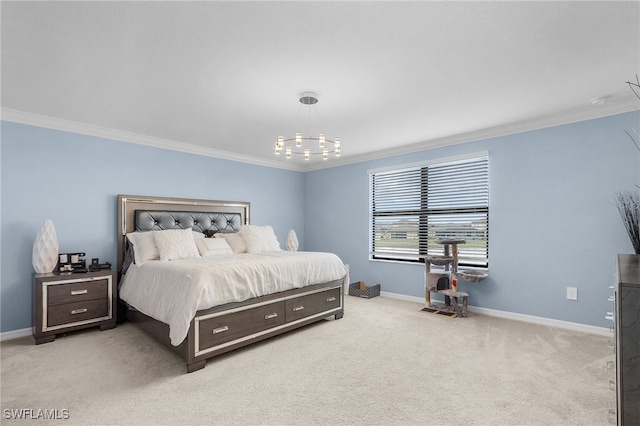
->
xmin=0 ymin=122 xmax=304 ymax=332
xmin=2 ymin=112 xmax=639 ymax=333
xmin=305 ymin=111 xmax=640 ymax=328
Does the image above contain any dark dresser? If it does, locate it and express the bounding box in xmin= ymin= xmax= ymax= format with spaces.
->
xmin=616 ymin=254 xmax=640 ymax=425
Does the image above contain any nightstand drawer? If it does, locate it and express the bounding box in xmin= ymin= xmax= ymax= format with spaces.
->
xmin=48 ymin=279 xmax=109 ymax=306
xmin=47 ymin=298 xmax=109 ymax=327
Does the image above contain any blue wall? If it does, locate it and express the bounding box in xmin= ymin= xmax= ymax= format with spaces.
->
xmin=2 ymin=111 xmax=639 ymax=333
xmin=304 ymin=111 xmax=640 ymax=328
xmin=0 ymin=122 xmax=304 ymax=332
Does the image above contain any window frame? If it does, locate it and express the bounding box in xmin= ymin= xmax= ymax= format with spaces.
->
xmin=368 ymin=152 xmax=489 ymax=268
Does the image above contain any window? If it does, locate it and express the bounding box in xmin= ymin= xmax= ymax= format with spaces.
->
xmin=369 ymin=153 xmax=489 ymax=267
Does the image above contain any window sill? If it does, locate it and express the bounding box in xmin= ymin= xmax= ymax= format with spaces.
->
xmin=369 ymin=257 xmax=489 ymax=271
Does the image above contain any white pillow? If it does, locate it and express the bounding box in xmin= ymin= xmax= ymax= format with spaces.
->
xmin=192 ymin=231 xmax=206 ymax=240
xmin=239 ymin=225 xmax=281 ymax=253
xmin=195 ymin=238 xmax=233 ymax=257
xmin=214 ymin=232 xmax=247 ymax=254
xmin=154 ymin=228 xmax=200 ymax=261
xmin=126 ymin=231 xmax=159 ymax=266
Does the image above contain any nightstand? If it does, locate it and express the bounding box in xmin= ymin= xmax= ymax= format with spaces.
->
xmin=33 ymin=270 xmax=117 ymax=344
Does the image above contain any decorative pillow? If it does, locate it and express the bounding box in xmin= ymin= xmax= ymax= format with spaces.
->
xmin=214 ymin=232 xmax=247 ymax=254
xmin=154 ymin=228 xmax=200 ymax=261
xmin=192 ymin=231 xmax=206 ymax=240
xmin=126 ymin=231 xmax=159 ymax=265
xmin=239 ymin=225 xmax=281 ymax=253
xmin=195 ymin=238 xmax=233 ymax=257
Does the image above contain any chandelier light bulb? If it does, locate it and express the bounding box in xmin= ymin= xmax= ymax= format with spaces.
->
xmin=322 ymin=147 xmax=328 ymax=160
xmin=295 ymin=132 xmax=302 ymax=147
xmin=286 ymin=146 xmax=292 ymax=159
xmin=304 ymin=149 xmax=310 ymax=161
xmin=319 ymin=134 xmax=326 ymax=148
xmin=275 ymin=136 xmax=284 ymax=154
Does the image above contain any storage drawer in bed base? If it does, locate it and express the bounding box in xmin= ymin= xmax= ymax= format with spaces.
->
xmin=284 ymin=287 xmax=341 ymax=322
xmin=197 ymin=299 xmax=285 ymax=349
xmin=194 ymin=284 xmax=343 ymax=358
xmin=124 ymin=280 xmax=345 ymax=373
xmin=194 ymin=305 xmax=342 ymax=358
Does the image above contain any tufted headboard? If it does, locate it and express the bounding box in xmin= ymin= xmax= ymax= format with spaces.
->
xmin=117 ymin=194 xmax=250 ymax=273
xmin=134 ymin=210 xmax=243 ymax=234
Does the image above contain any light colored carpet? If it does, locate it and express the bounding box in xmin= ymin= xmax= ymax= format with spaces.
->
xmin=1 ymin=296 xmax=615 ymax=425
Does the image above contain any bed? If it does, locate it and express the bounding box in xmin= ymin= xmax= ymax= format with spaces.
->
xmin=117 ymin=194 xmax=347 ymax=373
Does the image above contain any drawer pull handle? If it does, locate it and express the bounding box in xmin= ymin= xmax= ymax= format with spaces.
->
xmin=71 ymin=308 xmax=87 ymax=315
xmin=264 ymin=313 xmax=279 ymax=320
xmin=293 ymin=306 xmax=305 ymax=312
xmin=608 ymin=296 xmax=615 ymax=302
xmin=212 ymin=326 xmax=229 ymax=334
xmin=326 ymin=297 xmax=336 ymax=302
xmin=605 ymin=313 xmax=614 ymax=321
xmin=71 ymin=289 xmax=88 ymax=296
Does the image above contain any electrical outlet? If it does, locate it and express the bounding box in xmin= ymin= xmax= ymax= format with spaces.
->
xmin=567 ymin=287 xmax=578 ymax=301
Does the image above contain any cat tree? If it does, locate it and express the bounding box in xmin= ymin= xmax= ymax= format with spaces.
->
xmin=423 ymin=239 xmax=468 ymax=317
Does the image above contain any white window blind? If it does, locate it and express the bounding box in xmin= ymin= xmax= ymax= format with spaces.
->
xmin=369 ymin=154 xmax=489 ymax=267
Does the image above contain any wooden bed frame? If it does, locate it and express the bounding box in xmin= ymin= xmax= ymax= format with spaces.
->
xmin=117 ymin=194 xmax=345 ymax=373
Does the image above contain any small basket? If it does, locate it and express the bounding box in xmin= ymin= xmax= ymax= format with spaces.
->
xmin=349 ymin=281 xmax=381 ymax=299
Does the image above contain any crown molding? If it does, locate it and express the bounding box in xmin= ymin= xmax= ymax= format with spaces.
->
xmin=2 ymin=99 xmax=638 ymax=173
xmin=0 ymin=109 xmax=305 ymax=172
xmin=302 ymin=97 xmax=640 ymax=171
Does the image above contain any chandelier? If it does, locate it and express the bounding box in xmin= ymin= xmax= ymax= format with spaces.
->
xmin=274 ymin=92 xmax=341 ymax=160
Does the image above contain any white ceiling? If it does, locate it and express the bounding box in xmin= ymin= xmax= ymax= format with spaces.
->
xmin=2 ymin=1 xmax=639 ymax=171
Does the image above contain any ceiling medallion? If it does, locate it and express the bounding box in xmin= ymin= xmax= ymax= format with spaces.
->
xmin=274 ymin=92 xmax=341 ymax=161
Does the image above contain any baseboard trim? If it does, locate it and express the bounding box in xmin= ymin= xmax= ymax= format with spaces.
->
xmin=2 ymin=293 xmax=611 ymax=341
xmin=380 ymin=291 xmax=611 ymax=336
xmin=0 ymin=327 xmax=33 ymax=342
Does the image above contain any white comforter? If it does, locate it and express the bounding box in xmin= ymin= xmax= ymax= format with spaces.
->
xmin=119 ymin=251 xmax=348 ymax=345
